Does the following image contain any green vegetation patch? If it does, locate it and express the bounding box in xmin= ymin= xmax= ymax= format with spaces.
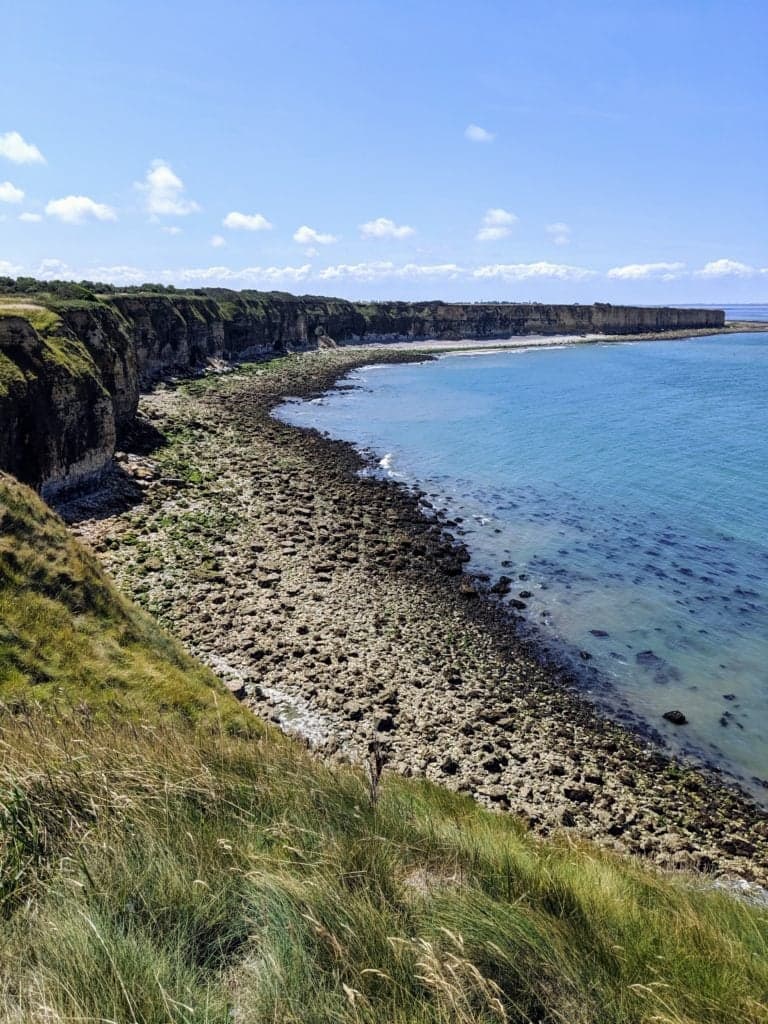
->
xmin=0 ymin=702 xmax=767 ymax=1023
xmin=0 ymin=474 xmax=255 ymax=731
xmin=0 ymin=303 xmax=62 ymax=336
xmin=0 ymin=352 xmax=26 ymax=398
xmin=0 ymin=467 xmax=766 ymax=1021
xmin=40 ymin=334 xmax=100 ymax=380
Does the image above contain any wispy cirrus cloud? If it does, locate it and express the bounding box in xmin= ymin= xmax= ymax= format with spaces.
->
xmin=476 ymin=208 xmax=518 ymax=241
xmin=607 ymin=261 xmax=685 ymax=281
xmin=0 ymin=131 xmax=45 ymax=164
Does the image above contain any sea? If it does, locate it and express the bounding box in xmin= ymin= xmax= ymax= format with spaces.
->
xmin=276 ymin=305 xmax=768 ymax=800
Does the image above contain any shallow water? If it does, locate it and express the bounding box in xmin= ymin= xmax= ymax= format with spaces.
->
xmin=277 ymin=332 xmax=768 ymax=799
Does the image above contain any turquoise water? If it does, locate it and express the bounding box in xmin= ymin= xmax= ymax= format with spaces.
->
xmin=277 ymin=332 xmax=768 ymax=798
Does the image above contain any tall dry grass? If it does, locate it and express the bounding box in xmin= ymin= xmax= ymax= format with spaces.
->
xmin=1 ymin=705 xmax=766 ymax=1024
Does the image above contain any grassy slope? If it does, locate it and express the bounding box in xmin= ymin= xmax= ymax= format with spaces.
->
xmin=0 ymin=473 xmax=252 ymax=729
xmin=1 ymin=474 xmax=767 ymax=1023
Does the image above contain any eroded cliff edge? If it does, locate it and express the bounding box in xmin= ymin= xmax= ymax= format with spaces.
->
xmin=0 ymin=284 xmax=723 ymax=495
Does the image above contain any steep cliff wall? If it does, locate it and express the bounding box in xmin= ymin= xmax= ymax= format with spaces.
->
xmin=0 ymin=314 xmax=116 ymax=497
xmin=353 ymin=301 xmax=722 ymax=339
xmin=0 ymin=289 xmax=724 ymax=496
xmin=106 ymin=293 xmax=366 ymax=381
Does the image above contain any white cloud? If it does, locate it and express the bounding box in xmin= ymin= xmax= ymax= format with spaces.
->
xmin=137 ymin=160 xmax=200 ymax=217
xmin=694 ymin=258 xmax=765 ymax=278
xmin=45 ymin=195 xmax=117 ymax=224
xmin=293 ymin=224 xmax=337 ymax=246
xmin=19 ymin=212 xmax=42 ymax=223
xmin=0 ymin=181 xmax=24 ymax=203
xmin=90 ymin=265 xmax=148 ymax=285
xmin=316 ymin=261 xmax=461 ymax=282
xmin=607 ymin=261 xmax=686 ymax=281
xmin=0 ymin=259 xmax=23 ymax=275
xmin=396 ymin=262 xmax=462 ymax=279
xmin=465 ymin=123 xmax=495 ymax=143
xmin=36 ymin=258 xmax=71 ymax=278
xmin=223 ymin=211 xmax=273 ymax=231
xmin=316 ymin=261 xmax=393 ymax=281
xmin=0 ymin=131 xmax=45 ymax=164
xmin=210 ymin=234 xmax=226 ymax=248
xmin=473 ymin=261 xmax=595 ymax=281
xmin=545 ymin=222 xmax=571 ymax=246
xmin=167 ymin=264 xmax=311 ymax=285
xmin=476 ymin=207 xmax=518 ymax=242
xmin=161 ymin=225 xmax=182 ymax=236
xmin=359 ymin=217 xmax=415 ymax=240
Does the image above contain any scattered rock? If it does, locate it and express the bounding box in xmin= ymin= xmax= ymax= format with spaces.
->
xmin=663 ymin=709 xmax=688 ymax=726
xmin=69 ymin=346 xmax=768 ymax=886
xmin=490 ymin=575 xmax=512 ymax=595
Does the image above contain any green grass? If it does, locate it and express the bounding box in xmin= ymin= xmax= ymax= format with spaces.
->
xmin=0 ymin=352 xmax=26 ymax=399
xmin=1 ymin=475 xmax=768 ymax=1023
xmin=0 ymin=301 xmax=62 ymax=336
xmin=2 ymin=706 xmax=767 ymax=1023
xmin=0 ymin=473 xmax=255 ymax=731
xmin=38 ymin=334 xmax=100 ymax=379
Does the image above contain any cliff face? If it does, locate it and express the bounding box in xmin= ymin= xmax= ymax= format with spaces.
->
xmin=0 ymin=315 xmax=116 ymax=497
xmin=107 ymin=293 xmax=364 ymax=379
xmin=353 ymin=301 xmax=722 ymax=339
xmin=0 ymin=291 xmax=724 ymax=496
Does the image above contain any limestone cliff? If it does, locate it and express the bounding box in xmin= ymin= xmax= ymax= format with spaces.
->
xmin=0 ymin=314 xmax=117 ymax=497
xmin=0 ymin=287 xmax=724 ymax=496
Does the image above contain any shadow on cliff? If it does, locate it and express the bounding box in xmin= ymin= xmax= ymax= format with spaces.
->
xmin=56 ymin=413 xmax=168 ymax=525
xmin=119 ymin=410 xmax=167 ymax=457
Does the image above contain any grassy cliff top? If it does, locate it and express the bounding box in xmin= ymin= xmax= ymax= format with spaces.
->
xmin=0 ymin=473 xmax=767 ymax=1021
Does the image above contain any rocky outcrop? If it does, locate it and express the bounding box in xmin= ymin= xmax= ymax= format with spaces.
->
xmin=0 ymin=316 xmax=116 ymax=498
xmin=0 ymin=290 xmax=724 ymax=496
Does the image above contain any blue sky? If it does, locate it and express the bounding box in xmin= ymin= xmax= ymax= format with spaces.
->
xmin=1 ymin=0 xmax=766 ymax=302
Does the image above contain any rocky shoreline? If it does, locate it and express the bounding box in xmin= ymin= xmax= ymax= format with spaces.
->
xmin=63 ymin=348 xmax=768 ymax=882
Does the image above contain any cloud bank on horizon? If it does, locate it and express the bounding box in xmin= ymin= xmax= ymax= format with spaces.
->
xmin=6 ymin=254 xmax=767 ymax=296
xmin=1 ymin=1 xmax=765 ymax=301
